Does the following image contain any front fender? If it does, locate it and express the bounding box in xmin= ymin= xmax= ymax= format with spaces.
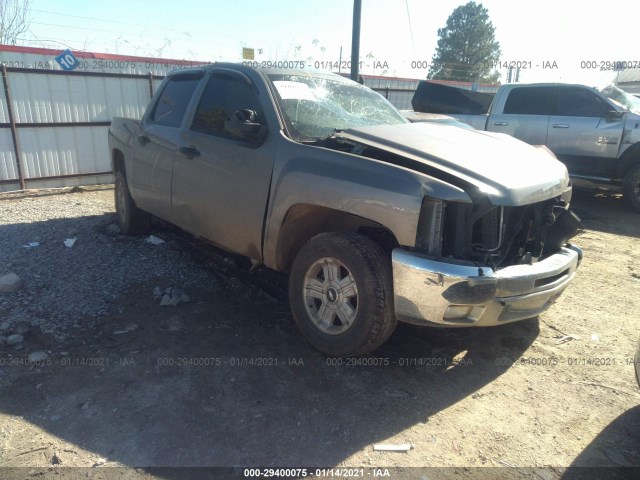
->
xmin=261 ymin=133 xmax=469 ymax=268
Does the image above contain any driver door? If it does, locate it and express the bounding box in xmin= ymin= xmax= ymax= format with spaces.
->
xmin=546 ymin=86 xmax=624 ymax=177
xmin=171 ymin=69 xmax=275 ymax=260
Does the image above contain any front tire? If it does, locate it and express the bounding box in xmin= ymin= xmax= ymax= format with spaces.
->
xmin=288 ymin=232 xmax=397 ymax=356
xmin=623 ymin=164 xmax=640 ymax=213
xmin=114 ymin=170 xmax=150 ymax=234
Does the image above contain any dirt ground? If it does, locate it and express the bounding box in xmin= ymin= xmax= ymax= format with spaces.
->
xmin=0 ymin=186 xmax=639 ymax=479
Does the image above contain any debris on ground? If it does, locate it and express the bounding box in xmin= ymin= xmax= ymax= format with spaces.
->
xmin=555 ymin=335 xmax=580 ymax=345
xmin=63 ymin=238 xmax=77 ymax=248
xmin=145 ymin=235 xmax=165 ymax=245
xmin=373 ymin=443 xmax=414 ymax=452
xmin=156 ymin=287 xmax=190 ymax=307
xmin=112 ymin=323 xmax=139 ymax=335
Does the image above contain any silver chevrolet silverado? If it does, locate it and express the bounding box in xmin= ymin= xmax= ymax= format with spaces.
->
xmin=108 ymin=64 xmax=583 ymax=356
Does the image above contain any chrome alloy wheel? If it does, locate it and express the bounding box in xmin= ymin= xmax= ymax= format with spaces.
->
xmin=303 ymin=257 xmax=359 ymax=335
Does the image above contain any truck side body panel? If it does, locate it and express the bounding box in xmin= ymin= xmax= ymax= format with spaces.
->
xmin=262 ymin=131 xmax=427 ymax=269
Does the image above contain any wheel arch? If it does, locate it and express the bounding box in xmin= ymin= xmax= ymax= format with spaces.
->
xmin=112 ymin=148 xmax=126 ymax=175
xmin=274 ymin=204 xmax=399 ymax=272
xmin=617 ymin=141 xmax=640 ymax=179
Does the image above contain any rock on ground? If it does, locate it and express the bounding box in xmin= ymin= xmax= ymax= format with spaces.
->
xmin=6 ymin=334 xmax=24 ymax=345
xmin=0 ymin=273 xmax=23 ymax=293
xmin=28 ymin=351 xmax=49 ymax=362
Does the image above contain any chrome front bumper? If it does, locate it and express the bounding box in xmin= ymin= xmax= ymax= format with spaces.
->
xmin=392 ymin=245 xmax=582 ymax=327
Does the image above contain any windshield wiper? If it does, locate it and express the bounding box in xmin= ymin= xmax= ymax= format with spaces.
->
xmin=303 ymin=129 xmax=346 ymax=147
xmin=315 ymin=128 xmax=344 ymax=142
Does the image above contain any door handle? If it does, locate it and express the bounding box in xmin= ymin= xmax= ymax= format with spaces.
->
xmin=493 ymin=121 xmax=508 ymax=126
xmin=178 ymin=146 xmax=201 ymax=159
xmin=137 ymin=135 xmax=150 ymax=145
xmin=552 ymin=124 xmax=570 ymax=128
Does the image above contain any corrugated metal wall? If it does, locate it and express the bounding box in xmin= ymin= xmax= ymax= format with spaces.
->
xmin=0 ymin=46 xmax=177 ymax=192
xmin=364 ymin=77 xmax=420 ymax=110
xmin=0 ymin=81 xmax=17 ymax=183
xmin=1 ymin=74 xmax=155 ymax=187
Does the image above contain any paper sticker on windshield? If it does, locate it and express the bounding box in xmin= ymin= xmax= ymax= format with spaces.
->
xmin=273 ymin=81 xmax=315 ymax=101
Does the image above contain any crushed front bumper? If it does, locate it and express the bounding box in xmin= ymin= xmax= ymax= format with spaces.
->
xmin=392 ymin=245 xmax=582 ymax=327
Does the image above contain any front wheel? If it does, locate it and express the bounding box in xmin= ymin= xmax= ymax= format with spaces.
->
xmin=623 ymin=164 xmax=640 ymax=213
xmin=115 ymin=170 xmax=150 ymax=234
xmin=288 ymin=232 xmax=397 ymax=356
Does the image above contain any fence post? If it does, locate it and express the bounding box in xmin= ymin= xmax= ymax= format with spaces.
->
xmin=1 ymin=65 xmax=25 ymax=190
xmin=148 ymin=72 xmax=154 ymax=99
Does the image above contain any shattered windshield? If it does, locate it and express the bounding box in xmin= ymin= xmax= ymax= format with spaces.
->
xmin=267 ymin=73 xmax=408 ymax=141
xmin=600 ymin=85 xmax=640 ymax=114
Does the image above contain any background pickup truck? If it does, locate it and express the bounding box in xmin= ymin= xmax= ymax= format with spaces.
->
xmin=109 ymin=64 xmax=582 ymax=356
xmin=411 ymin=82 xmax=640 ymax=211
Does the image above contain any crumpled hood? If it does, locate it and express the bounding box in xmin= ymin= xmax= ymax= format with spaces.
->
xmin=337 ymin=122 xmax=570 ymax=206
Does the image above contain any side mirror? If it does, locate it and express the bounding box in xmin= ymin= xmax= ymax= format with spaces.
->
xmin=604 ymin=110 xmax=624 ymax=120
xmin=224 ymin=109 xmax=265 ymax=141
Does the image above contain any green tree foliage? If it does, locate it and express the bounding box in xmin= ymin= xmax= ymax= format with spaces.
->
xmin=428 ymin=2 xmax=501 ymax=82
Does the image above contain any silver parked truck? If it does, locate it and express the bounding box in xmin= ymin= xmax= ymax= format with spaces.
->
xmin=423 ymin=83 xmax=640 ymax=211
xmin=108 ymin=65 xmax=583 ymax=356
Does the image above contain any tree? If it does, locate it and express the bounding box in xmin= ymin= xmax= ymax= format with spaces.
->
xmin=427 ymin=1 xmax=501 ymax=83
xmin=0 ymin=0 xmax=31 ymax=45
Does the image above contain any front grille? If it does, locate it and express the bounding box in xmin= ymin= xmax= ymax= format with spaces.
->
xmin=442 ymin=198 xmax=567 ymax=269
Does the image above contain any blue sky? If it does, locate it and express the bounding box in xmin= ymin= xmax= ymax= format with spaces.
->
xmin=15 ymin=0 xmax=639 ymax=84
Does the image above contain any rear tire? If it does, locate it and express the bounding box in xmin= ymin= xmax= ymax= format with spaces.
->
xmin=623 ymin=164 xmax=640 ymax=213
xmin=288 ymin=232 xmax=397 ymax=356
xmin=114 ymin=170 xmax=150 ymax=234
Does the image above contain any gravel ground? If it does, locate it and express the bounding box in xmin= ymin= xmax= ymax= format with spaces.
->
xmin=0 ymin=187 xmax=215 ymax=340
xmin=0 ymin=186 xmax=638 ymax=480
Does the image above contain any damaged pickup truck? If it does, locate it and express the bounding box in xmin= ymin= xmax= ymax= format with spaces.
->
xmin=108 ymin=64 xmax=583 ymax=356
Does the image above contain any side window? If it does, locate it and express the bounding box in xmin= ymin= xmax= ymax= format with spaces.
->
xmin=191 ymin=75 xmax=264 ymax=140
xmin=555 ymin=88 xmax=610 ymax=117
xmin=150 ymin=74 xmax=202 ymax=127
xmin=503 ymin=87 xmax=555 ymax=115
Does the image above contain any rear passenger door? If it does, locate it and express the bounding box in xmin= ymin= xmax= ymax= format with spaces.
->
xmin=546 ymin=86 xmax=624 ymax=177
xmin=487 ymin=86 xmax=555 ymax=145
xmin=132 ymin=72 xmax=203 ymax=220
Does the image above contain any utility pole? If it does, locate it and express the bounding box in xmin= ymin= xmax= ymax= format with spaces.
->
xmin=350 ymin=0 xmax=362 ymax=81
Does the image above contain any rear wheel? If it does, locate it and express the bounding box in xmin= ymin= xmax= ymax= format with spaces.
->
xmin=115 ymin=170 xmax=150 ymax=234
xmin=288 ymin=232 xmax=396 ymax=356
xmin=623 ymin=164 xmax=640 ymax=213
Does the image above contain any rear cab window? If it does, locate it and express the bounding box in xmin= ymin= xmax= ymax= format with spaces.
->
xmin=503 ymin=87 xmax=556 ymax=115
